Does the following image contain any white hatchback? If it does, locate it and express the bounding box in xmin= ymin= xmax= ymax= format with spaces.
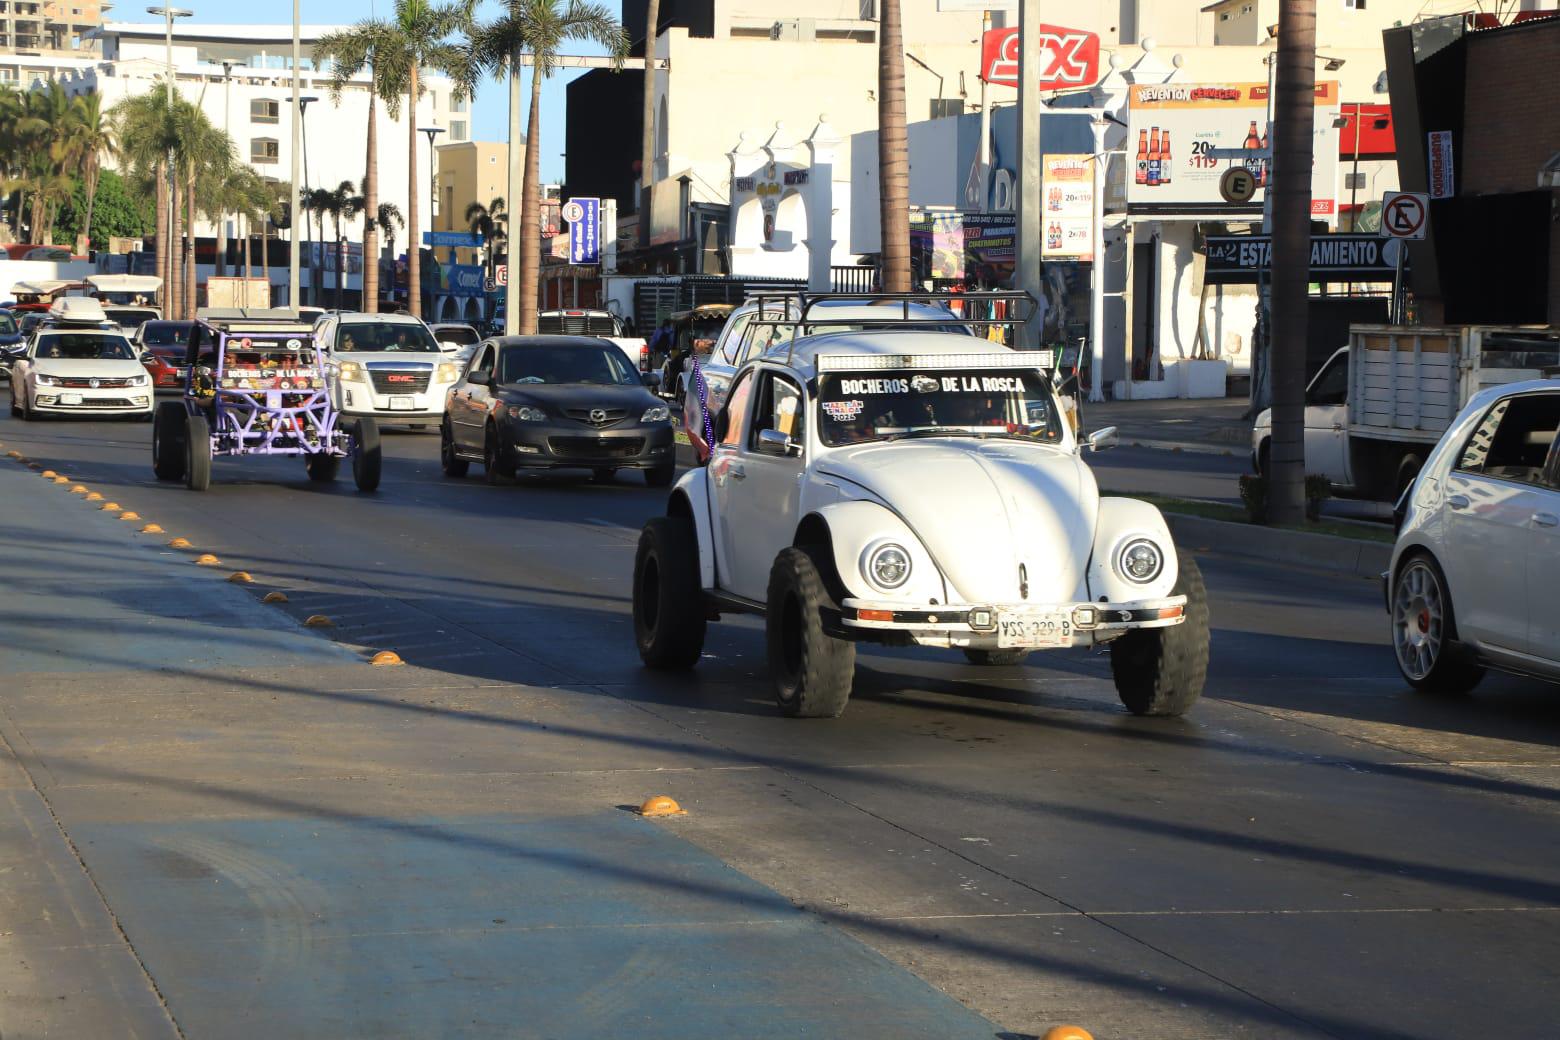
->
xmin=1388 ymin=379 xmax=1560 ymax=691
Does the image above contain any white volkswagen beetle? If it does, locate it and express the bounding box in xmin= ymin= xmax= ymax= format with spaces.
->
xmin=631 ymin=329 xmax=1210 ymax=718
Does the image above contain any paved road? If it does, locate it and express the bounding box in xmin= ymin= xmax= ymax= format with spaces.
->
xmin=2 ymin=411 xmax=1558 ymax=1040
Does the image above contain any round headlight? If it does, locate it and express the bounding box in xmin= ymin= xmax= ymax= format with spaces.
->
xmin=865 ymin=543 xmax=912 ymax=590
xmin=508 ymin=405 xmax=545 ymax=422
xmin=1117 ymin=538 xmax=1164 ymax=584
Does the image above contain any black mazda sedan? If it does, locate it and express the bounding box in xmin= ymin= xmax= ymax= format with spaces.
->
xmin=441 ymin=335 xmax=677 ymax=486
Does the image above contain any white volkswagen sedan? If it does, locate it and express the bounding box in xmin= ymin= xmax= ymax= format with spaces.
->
xmin=1388 ymin=379 xmax=1560 ymax=692
xmin=9 ymin=307 xmax=153 ymax=421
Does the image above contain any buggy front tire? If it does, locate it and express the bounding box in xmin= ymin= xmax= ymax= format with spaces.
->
xmin=184 ymin=413 xmax=211 ymax=491
xmin=351 ymin=418 xmax=381 ymax=492
xmin=632 ymin=516 xmax=707 ymax=670
xmin=1109 ymin=553 xmax=1209 ymax=716
xmin=152 ymin=401 xmax=187 ymax=482
xmin=767 ymin=547 xmax=855 ymax=718
xmin=306 ymin=453 xmax=340 ymax=482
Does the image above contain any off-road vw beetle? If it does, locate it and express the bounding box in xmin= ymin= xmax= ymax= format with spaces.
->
xmin=152 ymin=310 xmax=381 ymax=492
xmin=631 ymin=293 xmax=1209 ymax=718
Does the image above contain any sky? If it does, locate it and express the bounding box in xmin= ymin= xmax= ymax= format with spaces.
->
xmin=112 ymin=0 xmax=617 ymax=184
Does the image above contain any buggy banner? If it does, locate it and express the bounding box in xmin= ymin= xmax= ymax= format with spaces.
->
xmin=1203 ymin=233 xmax=1402 ymax=284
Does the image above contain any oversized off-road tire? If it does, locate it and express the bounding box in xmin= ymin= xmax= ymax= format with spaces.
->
xmin=645 ymin=461 xmax=676 ymax=488
xmin=439 ymin=419 xmax=469 ymax=478
xmin=1391 ymin=552 xmax=1485 ymax=695
xmin=483 ymin=423 xmax=513 ymax=484
xmin=767 ymin=546 xmax=855 ymax=718
xmin=1110 ymin=553 xmax=1209 ymax=716
xmin=632 ymin=516 xmax=706 ymax=670
xmin=152 ymin=401 xmax=187 ymax=482
xmin=963 ymin=648 xmax=1030 ymax=666
xmin=351 ymin=418 xmax=381 ymax=492
xmin=184 ymin=413 xmax=212 ymax=491
xmin=305 ymin=453 xmax=340 ymax=482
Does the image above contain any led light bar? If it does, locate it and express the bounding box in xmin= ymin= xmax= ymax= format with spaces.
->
xmin=816 ymin=351 xmax=1055 ymax=372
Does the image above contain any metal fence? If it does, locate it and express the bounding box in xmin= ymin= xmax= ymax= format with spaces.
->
xmin=830 ymin=265 xmax=880 ymax=293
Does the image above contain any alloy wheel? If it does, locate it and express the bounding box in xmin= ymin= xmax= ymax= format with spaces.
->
xmin=1393 ymin=559 xmax=1445 ymax=681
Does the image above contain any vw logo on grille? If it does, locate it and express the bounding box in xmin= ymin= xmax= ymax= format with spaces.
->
xmin=89 ymin=378 xmax=101 ymax=388
xmin=589 ymin=408 xmax=607 ymax=424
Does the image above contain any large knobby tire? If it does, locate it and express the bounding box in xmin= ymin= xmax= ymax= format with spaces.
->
xmin=184 ymin=413 xmax=212 ymax=492
xmin=1391 ymin=552 xmax=1485 ymax=695
xmin=1110 ymin=552 xmax=1209 ymax=716
xmin=440 ymin=419 xmax=469 ymax=478
xmin=632 ymin=516 xmax=706 ymax=670
xmin=152 ymin=401 xmax=187 ymax=482
xmin=306 ymin=453 xmax=340 ymax=482
xmin=767 ymin=546 xmax=856 ymax=718
xmin=351 ymin=418 xmax=381 ymax=492
xmin=963 ymin=648 xmax=1030 ymax=667
xmin=645 ymin=461 xmax=676 ymax=488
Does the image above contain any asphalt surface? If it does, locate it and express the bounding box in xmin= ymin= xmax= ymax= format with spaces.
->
xmin=2 ymin=408 xmax=1559 ymax=1040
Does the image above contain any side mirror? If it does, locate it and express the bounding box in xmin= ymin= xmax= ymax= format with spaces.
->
xmin=756 ymin=428 xmax=802 ymax=458
xmin=466 ymin=369 xmax=491 ymax=386
xmin=641 ymin=371 xmax=662 ymax=388
xmin=1085 ymin=426 xmax=1118 ymax=452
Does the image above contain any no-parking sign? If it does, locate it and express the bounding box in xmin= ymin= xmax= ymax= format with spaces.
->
xmin=1380 ymin=191 xmax=1428 ymax=240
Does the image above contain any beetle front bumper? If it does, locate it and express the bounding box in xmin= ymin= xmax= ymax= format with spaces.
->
xmin=838 ymin=596 xmax=1188 ymax=649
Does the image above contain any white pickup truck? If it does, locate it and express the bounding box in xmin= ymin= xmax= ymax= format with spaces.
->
xmin=538 ymin=310 xmax=649 ymax=373
xmin=1253 ymin=325 xmax=1560 ymax=500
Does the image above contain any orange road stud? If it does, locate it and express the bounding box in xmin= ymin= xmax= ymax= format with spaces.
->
xmin=53 ymin=476 xmax=69 ymax=484
xmin=85 ymin=491 xmax=103 ymax=501
xmin=168 ymin=537 xmax=193 ymax=549
xmin=370 ymin=650 xmax=403 ymax=667
xmin=140 ymin=523 xmax=164 ymax=534
xmin=193 ymin=553 xmax=221 ymax=566
xmin=100 ymin=502 xmax=121 ymax=511
xmin=118 ymin=511 xmax=140 ymax=521
xmin=70 ymin=485 xmax=89 ymax=494
xmin=261 ymin=592 xmax=289 ymax=604
xmin=1042 ymin=1029 xmax=1095 ymax=1040
xmin=303 ymin=615 xmax=333 ymax=628
xmin=5 ymin=450 xmax=19 ymax=458
xmin=40 ymin=469 xmax=56 ymax=478
xmin=638 ymin=796 xmax=687 ymax=818
xmin=227 ymin=571 xmax=254 ymax=584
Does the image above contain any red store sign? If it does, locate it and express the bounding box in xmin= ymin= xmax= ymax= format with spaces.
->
xmin=979 ymin=26 xmax=1102 ymax=91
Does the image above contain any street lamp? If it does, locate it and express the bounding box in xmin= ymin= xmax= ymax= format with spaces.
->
xmin=145 ymin=5 xmax=191 ymax=110
xmin=420 ymin=124 xmax=445 ymax=270
xmin=219 ymin=59 xmax=246 ymax=277
xmin=299 ymin=94 xmax=318 ymax=304
xmin=147 ymin=6 xmax=190 ymax=314
xmin=288 ymin=0 xmax=300 ymax=314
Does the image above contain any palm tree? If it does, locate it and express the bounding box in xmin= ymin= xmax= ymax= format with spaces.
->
xmin=638 ymin=0 xmax=659 ymax=250
xmin=1266 ymin=0 xmax=1318 ymax=525
xmin=302 ymin=186 xmax=334 ymax=307
xmin=109 ymin=86 xmax=178 ymax=304
xmin=877 ymin=0 xmax=909 ymax=292
xmin=174 ymin=107 xmax=231 ymax=318
xmin=324 ymin=179 xmax=362 ymax=309
xmin=375 ymin=201 xmax=406 ymax=305
xmin=463 ymin=195 xmax=506 ymax=285
xmin=60 ymin=91 xmax=118 ymax=252
xmin=373 ymin=0 xmax=479 ymax=319
xmin=317 ymin=19 xmax=395 ymax=314
xmin=468 ymin=0 xmax=626 ymax=335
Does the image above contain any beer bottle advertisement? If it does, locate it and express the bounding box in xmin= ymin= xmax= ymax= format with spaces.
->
xmin=1124 ymin=80 xmax=1341 ymax=218
xmin=1041 ymin=154 xmax=1095 ymax=262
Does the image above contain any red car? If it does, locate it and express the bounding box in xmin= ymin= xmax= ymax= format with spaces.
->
xmin=134 ymin=320 xmax=194 ymax=390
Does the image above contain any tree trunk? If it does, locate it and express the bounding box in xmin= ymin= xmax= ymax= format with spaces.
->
xmin=332 ymin=210 xmax=343 ymax=311
xmin=185 ymin=170 xmax=197 ymax=319
xmin=638 ymin=0 xmax=660 ymax=250
xmin=215 ymin=200 xmax=227 ymax=279
xmin=155 ymin=162 xmax=169 ymax=310
xmin=406 ymin=64 xmax=421 ymax=318
xmin=877 ymin=0 xmax=910 ymax=292
xmin=244 ymin=213 xmax=253 ymax=283
xmin=519 ymin=68 xmax=544 ymax=336
xmin=82 ymin=163 xmax=100 ymax=252
xmin=504 ymin=46 xmax=523 ymax=335
xmin=261 ymin=212 xmax=270 ymax=284
xmin=362 ymin=78 xmax=380 ymax=314
xmin=1267 ymin=0 xmax=1317 ymax=526
xmin=169 ymin=173 xmax=182 ymax=320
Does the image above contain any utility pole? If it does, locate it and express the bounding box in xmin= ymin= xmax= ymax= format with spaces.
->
xmin=1015 ymin=0 xmax=1044 ymax=346
xmin=288 ymin=0 xmax=301 ymax=314
xmin=638 ymin=0 xmax=660 ymax=251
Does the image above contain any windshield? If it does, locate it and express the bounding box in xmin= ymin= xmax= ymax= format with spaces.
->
xmin=336 ymin=321 xmax=439 ymax=353
xmin=499 ymin=345 xmax=638 ymax=386
xmin=818 ymin=367 xmax=1063 ymax=448
xmin=33 ymin=334 xmax=136 ymax=361
xmin=746 ymin=320 xmax=974 ymax=360
xmin=0 ymin=312 xmax=16 ymax=335
xmin=140 ymin=322 xmax=191 ymax=348
xmin=435 ymin=326 xmax=480 ymax=346
xmin=104 ymin=308 xmax=155 ymax=329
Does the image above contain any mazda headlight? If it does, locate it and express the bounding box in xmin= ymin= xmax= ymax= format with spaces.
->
xmin=863 ymin=543 xmax=912 ymax=591
xmin=641 ymin=405 xmax=670 ymax=424
xmin=1116 ymin=538 xmax=1164 ymax=584
xmin=435 ymin=362 xmax=459 ymax=382
xmin=338 ymin=361 xmax=365 ymax=381
xmin=35 ymin=373 xmax=60 ymax=386
xmin=508 ymin=405 xmax=546 ymax=422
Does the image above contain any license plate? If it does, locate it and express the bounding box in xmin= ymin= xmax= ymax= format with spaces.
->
xmin=389 ymin=396 xmax=414 ymax=411
xmin=996 ymin=610 xmax=1073 ymax=649
xmin=60 ymin=392 xmax=83 ymax=405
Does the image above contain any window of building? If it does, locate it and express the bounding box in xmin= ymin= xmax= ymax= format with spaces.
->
xmin=451 ymin=95 xmax=467 ymax=113
xmin=251 ymin=138 xmax=279 ymax=165
xmin=250 ymin=98 xmax=279 ymax=124
xmin=1345 ymin=0 xmax=1366 ymax=8
xmin=450 ymin=119 xmax=467 ymax=141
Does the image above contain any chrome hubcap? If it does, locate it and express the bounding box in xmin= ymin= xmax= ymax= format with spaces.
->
xmin=1393 ymin=561 xmax=1445 ymax=681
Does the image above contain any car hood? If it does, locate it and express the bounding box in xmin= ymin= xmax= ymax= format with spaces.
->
xmin=817 ymin=439 xmax=1097 ymax=603
xmin=339 ymin=352 xmax=442 ymax=365
xmin=31 ymin=358 xmax=146 ymax=378
xmin=495 ymin=382 xmax=657 ymax=414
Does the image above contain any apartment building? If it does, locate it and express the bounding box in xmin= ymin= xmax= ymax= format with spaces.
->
xmin=0 ymin=0 xmax=101 ymax=56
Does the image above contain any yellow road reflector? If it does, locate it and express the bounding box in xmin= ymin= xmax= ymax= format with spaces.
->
xmin=70 ymin=485 xmax=89 ymax=494
xmin=1042 ymin=1028 xmax=1095 ymax=1040
xmin=194 ymin=553 xmax=221 ymax=566
xmin=41 ymin=469 xmax=56 ymax=478
xmin=303 ymin=614 xmax=334 ymax=627
xmin=53 ymin=476 xmax=69 ymax=484
xmin=85 ymin=492 xmax=104 ymax=501
xmin=370 ymin=650 xmax=404 ymax=667
xmin=168 ymin=537 xmax=193 ymax=549
xmin=100 ymin=502 xmax=121 ymax=511
xmin=118 ymin=511 xmax=140 ymax=521
xmin=5 ymin=450 xmax=19 ymax=458
xmin=638 ymin=795 xmax=687 ymax=818
xmin=261 ymin=592 xmax=289 ymax=604
xmin=140 ymin=523 xmax=164 ymax=534
xmin=227 ymin=571 xmax=254 ymax=584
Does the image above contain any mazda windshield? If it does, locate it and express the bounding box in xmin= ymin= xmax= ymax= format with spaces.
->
xmin=818 ymin=367 xmax=1063 ymax=447
xmin=33 ymin=333 xmax=137 ymax=361
xmin=499 ymin=345 xmax=638 ymax=386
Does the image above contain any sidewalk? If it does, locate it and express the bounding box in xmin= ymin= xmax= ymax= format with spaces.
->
xmin=1083 ymin=396 xmax=1252 ymax=456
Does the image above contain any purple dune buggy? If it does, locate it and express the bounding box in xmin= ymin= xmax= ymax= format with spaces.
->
xmin=151 ymin=311 xmax=381 ymax=492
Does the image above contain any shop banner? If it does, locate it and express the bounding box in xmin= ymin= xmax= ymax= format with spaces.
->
xmin=1203 ymin=233 xmax=1402 ymax=285
xmin=910 ymin=212 xmax=1017 ymax=286
xmin=1042 ymin=154 xmax=1094 ymax=261
xmin=1126 ymin=81 xmax=1340 ymax=220
xmin=979 ymin=26 xmax=1101 ymax=90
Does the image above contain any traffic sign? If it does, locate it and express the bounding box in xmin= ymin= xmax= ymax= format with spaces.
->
xmin=495 ymin=264 xmax=507 ymax=287
xmin=423 ymin=230 xmax=483 ymax=248
xmin=565 ymin=197 xmax=601 ymax=265
xmin=1380 ymin=191 xmax=1428 ymax=240
xmin=1219 ymin=166 xmax=1258 ymax=204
